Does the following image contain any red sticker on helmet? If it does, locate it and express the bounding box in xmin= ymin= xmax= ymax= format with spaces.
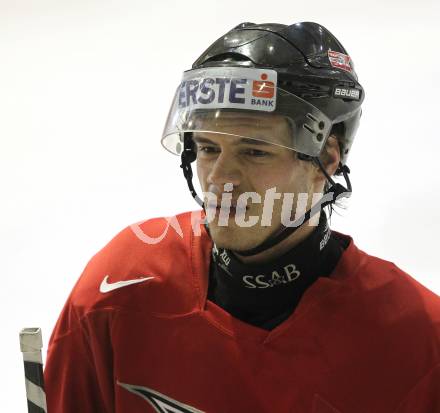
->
xmin=328 ymin=50 xmax=352 ymax=73
xmin=252 ymin=74 xmax=275 ymax=99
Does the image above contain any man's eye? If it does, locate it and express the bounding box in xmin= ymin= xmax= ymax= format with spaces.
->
xmin=245 ymin=149 xmax=269 ymax=157
xmin=197 ymin=145 xmax=219 ymax=153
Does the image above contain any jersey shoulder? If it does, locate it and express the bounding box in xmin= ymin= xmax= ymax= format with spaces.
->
xmin=342 ymin=239 xmax=440 ymax=348
xmin=65 ymin=210 xmax=210 ymax=320
xmin=358 ymin=246 xmax=440 ymax=315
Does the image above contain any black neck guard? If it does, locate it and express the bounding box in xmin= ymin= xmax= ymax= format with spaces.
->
xmin=208 ymin=213 xmax=346 ymax=330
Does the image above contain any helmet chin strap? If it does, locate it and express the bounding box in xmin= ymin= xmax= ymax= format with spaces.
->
xmin=180 ymin=133 xmax=352 ymax=257
xmin=180 ymin=133 xmax=205 ymax=207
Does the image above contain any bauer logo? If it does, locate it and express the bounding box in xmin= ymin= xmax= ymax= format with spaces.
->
xmin=333 ymin=86 xmax=361 ymax=101
xmin=178 ymin=67 xmax=277 ymax=112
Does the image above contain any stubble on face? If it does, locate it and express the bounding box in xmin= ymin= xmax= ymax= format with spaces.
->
xmin=204 ymin=181 xmax=315 ymax=251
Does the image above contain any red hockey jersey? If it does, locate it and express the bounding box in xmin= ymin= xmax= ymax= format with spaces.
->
xmin=44 ymin=211 xmax=440 ymax=413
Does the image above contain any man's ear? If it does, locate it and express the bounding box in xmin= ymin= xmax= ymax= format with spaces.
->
xmin=316 ymin=135 xmax=341 ymax=178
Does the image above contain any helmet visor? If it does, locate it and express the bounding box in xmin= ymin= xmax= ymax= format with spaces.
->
xmin=161 ymin=67 xmax=332 ymax=156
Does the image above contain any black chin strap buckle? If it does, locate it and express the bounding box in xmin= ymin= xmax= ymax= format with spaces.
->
xmin=180 ymin=155 xmax=193 ymax=180
xmin=335 ymin=163 xmax=352 ymax=195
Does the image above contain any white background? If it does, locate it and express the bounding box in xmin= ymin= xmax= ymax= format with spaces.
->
xmin=1 ymin=0 xmax=439 ymax=410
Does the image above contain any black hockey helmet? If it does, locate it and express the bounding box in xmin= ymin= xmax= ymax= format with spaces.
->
xmin=162 ymin=21 xmax=364 ymax=166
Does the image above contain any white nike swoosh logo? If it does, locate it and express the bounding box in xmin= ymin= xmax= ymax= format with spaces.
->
xmin=100 ymin=275 xmax=154 ymax=293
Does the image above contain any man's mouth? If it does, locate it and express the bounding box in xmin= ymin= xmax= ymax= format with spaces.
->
xmin=215 ymin=205 xmax=248 ymax=216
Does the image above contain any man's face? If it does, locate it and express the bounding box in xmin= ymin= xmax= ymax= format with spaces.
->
xmin=194 ymin=111 xmax=321 ymax=251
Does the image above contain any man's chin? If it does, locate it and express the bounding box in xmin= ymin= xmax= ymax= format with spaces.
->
xmin=206 ymin=223 xmax=265 ymax=251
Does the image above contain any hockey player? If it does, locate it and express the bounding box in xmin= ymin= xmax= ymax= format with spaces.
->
xmin=44 ymin=22 xmax=440 ymax=412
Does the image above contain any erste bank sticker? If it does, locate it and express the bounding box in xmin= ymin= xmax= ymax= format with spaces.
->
xmin=178 ymin=68 xmax=277 ymax=112
xmin=328 ymin=50 xmax=352 ymax=73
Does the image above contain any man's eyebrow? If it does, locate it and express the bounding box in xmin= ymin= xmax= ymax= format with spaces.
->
xmin=192 ymin=136 xmax=273 ymax=146
xmin=236 ymin=137 xmax=273 ymax=146
xmin=192 ymin=136 xmax=215 ymax=145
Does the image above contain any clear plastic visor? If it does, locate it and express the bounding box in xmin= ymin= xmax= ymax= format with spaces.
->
xmin=161 ymin=68 xmax=332 ymax=157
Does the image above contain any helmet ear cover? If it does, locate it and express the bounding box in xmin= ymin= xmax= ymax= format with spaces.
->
xmin=297 ymin=121 xmax=347 ymax=176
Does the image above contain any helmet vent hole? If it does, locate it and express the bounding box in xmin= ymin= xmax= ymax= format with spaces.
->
xmin=303 ymin=124 xmax=314 ymax=134
xmin=306 ymin=113 xmax=318 ymax=122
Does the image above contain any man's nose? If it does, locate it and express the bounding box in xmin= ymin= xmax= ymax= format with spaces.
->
xmin=206 ymin=151 xmax=241 ymax=189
